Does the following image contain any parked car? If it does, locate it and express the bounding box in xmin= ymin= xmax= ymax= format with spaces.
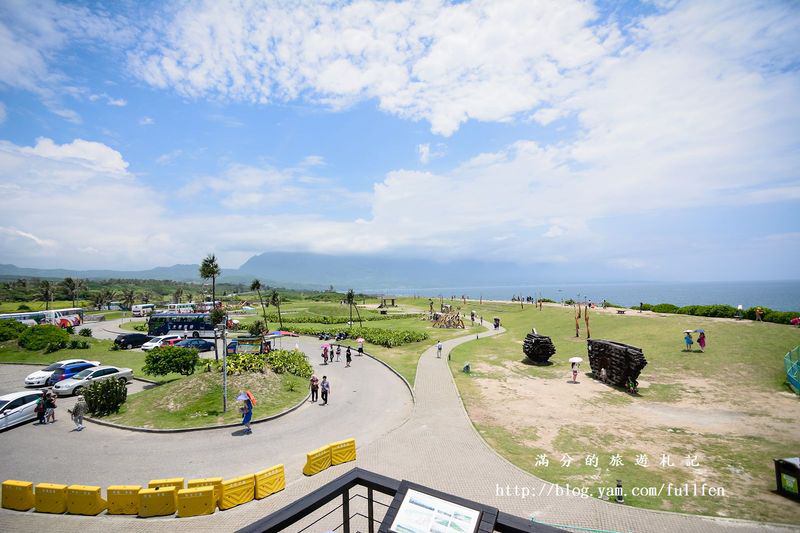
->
xmin=141 ymin=335 xmax=183 ymax=351
xmin=46 ymin=361 xmax=100 ymax=386
xmin=175 ymin=338 xmax=215 ymax=352
xmin=114 ymin=333 xmax=152 ymax=350
xmin=0 ymin=390 xmax=44 ymax=430
xmin=52 ymin=366 xmax=133 ymax=396
xmin=24 ymin=359 xmax=100 ymax=387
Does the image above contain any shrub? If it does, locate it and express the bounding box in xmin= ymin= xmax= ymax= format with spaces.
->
xmin=65 ymin=325 xmax=75 ymax=334
xmin=265 ymin=349 xmax=313 ymax=377
xmin=84 ymin=378 xmax=127 ymax=416
xmin=283 ymin=324 xmax=428 ymax=348
xmin=0 ymin=319 xmax=27 ymax=342
xmin=18 ymin=324 xmax=69 ymax=351
xmin=143 ymin=346 xmax=199 ymax=376
xmin=651 ymin=303 xmax=679 ymax=314
xmin=78 ymin=327 xmax=93 ymax=337
xmin=16 ymin=304 xmax=31 ymax=311
xmin=132 ymin=323 xmax=147 ymax=332
xmin=44 ymin=341 xmax=67 ymax=353
xmin=248 ymin=320 xmax=267 ymax=337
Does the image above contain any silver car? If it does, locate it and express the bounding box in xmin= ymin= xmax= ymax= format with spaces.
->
xmin=52 ymin=366 xmax=133 ymax=396
xmin=0 ymin=391 xmax=44 ymax=430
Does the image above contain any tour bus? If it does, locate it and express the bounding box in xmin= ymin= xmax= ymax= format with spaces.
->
xmin=132 ymin=304 xmax=156 ymax=317
xmin=166 ymin=303 xmax=195 ymax=314
xmin=148 ymin=312 xmax=215 ymax=339
xmin=194 ymin=301 xmax=220 ymax=312
xmin=0 ymin=308 xmax=84 ymax=328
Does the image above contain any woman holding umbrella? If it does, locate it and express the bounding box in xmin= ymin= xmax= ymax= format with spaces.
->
xmin=237 ymin=391 xmax=255 ymax=434
xmin=697 ymin=330 xmax=706 ymax=352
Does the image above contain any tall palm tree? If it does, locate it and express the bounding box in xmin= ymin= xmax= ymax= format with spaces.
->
xmin=345 ymin=289 xmax=363 ymax=328
xmin=61 ymin=277 xmax=85 ymax=308
xmin=90 ymin=291 xmax=105 ymax=310
xmin=250 ymin=279 xmax=269 ymax=332
xmin=140 ymin=291 xmax=151 ymax=304
xmin=270 ymin=289 xmax=283 ymax=329
xmin=199 ymin=254 xmax=222 ymax=311
xmin=121 ymin=289 xmax=136 ymax=316
xmin=38 ymin=280 xmax=54 ymax=311
xmin=173 ymin=288 xmax=184 ymax=304
xmin=101 ymin=289 xmax=117 ymax=310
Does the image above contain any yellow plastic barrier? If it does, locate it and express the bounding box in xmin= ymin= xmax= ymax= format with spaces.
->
xmin=148 ymin=477 xmax=184 ymax=491
xmin=330 ymin=438 xmax=357 ymax=465
xmin=219 ymin=474 xmax=254 ymax=510
xmin=177 ymin=486 xmax=215 ymax=517
xmin=138 ymin=486 xmax=177 ymax=517
xmin=2 ymin=480 xmax=34 ymax=511
xmin=255 ymin=464 xmax=285 ymax=499
xmin=303 ymin=445 xmax=332 ymax=476
xmin=187 ymin=477 xmax=223 ymax=506
xmin=34 ymin=483 xmax=67 ymax=514
xmin=66 ymin=485 xmax=106 ymax=515
xmin=107 ymin=485 xmax=142 ymax=515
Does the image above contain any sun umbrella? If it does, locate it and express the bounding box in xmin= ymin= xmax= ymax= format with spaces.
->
xmin=568 ymin=357 xmax=583 ymax=363
xmin=356 ymin=337 xmax=365 ymax=343
xmin=236 ymin=392 xmax=248 ymax=401
xmin=321 ymin=343 xmax=331 ymax=349
xmin=246 ymin=390 xmax=257 ymax=405
xmin=683 ymin=329 xmax=694 ymax=333
xmin=694 ymin=329 xmax=705 ymax=333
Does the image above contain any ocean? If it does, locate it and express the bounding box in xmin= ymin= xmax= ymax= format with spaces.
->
xmin=379 ymin=280 xmax=800 ymax=312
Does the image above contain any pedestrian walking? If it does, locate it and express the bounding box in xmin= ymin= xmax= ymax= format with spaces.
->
xmin=45 ymin=391 xmax=57 ymax=423
xmin=436 ymin=340 xmax=443 ymax=358
xmin=357 ymin=339 xmax=364 ymax=356
xmin=335 ymin=345 xmax=341 ymax=362
xmin=755 ymin=307 xmax=764 ymax=321
xmin=697 ymin=331 xmax=706 ymax=352
xmin=71 ymin=395 xmax=87 ymax=431
xmin=571 ymin=361 xmax=579 ymax=383
xmin=346 ymin=347 xmax=352 ymax=367
xmin=238 ymin=391 xmax=254 ymax=434
xmin=310 ymin=375 xmax=319 ymax=402
xmin=321 ymin=376 xmax=330 ymax=405
xmin=35 ymin=394 xmax=46 ymax=425
xmin=322 ymin=347 xmax=328 ymax=364
xmin=684 ymin=331 xmax=693 ymax=352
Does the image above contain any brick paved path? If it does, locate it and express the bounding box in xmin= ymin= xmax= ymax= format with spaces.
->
xmin=1 ymin=321 xmax=795 ymax=532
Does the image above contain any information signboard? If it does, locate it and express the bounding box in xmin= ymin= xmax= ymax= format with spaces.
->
xmin=389 ymin=488 xmax=481 ymax=533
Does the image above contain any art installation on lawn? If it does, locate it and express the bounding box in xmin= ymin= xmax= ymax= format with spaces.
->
xmin=522 ymin=331 xmax=556 ymax=364
xmin=587 ymin=339 xmax=647 ymax=389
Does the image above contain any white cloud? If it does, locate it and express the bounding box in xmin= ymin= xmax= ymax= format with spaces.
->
xmin=89 ymin=93 xmax=127 ymax=107
xmin=139 ymin=116 xmax=155 ymax=125
xmin=156 ymin=149 xmax=182 ymax=165
xmin=129 ymin=0 xmax=614 ymax=136
xmin=417 ymin=144 xmax=431 ymax=164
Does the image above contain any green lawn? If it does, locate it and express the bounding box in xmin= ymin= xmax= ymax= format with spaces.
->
xmin=103 ymin=371 xmax=307 ymax=429
xmin=0 ymin=300 xmax=90 ymax=313
xmin=446 ymin=301 xmax=800 ymax=523
xmin=0 ymin=337 xmax=181 ymax=384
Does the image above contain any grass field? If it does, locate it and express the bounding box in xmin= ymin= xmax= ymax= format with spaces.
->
xmin=445 ymin=300 xmax=800 ymax=523
xmin=0 ymin=300 xmax=90 ymax=313
xmin=103 ymin=371 xmax=307 ymax=429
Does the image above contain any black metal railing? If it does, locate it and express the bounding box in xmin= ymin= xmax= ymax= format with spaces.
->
xmin=238 ymin=468 xmax=564 ymax=533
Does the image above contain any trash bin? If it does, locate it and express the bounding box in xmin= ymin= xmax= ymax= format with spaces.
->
xmin=493 ymin=317 xmax=501 ymax=330
xmin=774 ymin=457 xmax=800 ymax=501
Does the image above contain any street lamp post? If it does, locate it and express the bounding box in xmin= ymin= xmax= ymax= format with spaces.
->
xmin=216 ymin=321 xmax=228 ymax=413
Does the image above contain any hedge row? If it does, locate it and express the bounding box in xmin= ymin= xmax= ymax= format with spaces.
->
xmin=285 ymin=324 xmax=429 ymax=348
xmin=253 ymin=312 xmax=422 ymax=325
xmin=634 ymin=303 xmax=799 ymax=325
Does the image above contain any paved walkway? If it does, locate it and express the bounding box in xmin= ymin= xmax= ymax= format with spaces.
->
xmin=1 ymin=322 xmax=795 ymax=532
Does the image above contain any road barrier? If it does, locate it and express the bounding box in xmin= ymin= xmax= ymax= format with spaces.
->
xmin=331 ymin=438 xmax=357 ymax=465
xmin=66 ymin=485 xmax=106 ymax=515
xmin=1 ymin=480 xmax=34 ymax=511
xmin=34 ymin=483 xmax=67 ymax=514
xmin=138 ymin=486 xmax=177 ymax=517
xmin=177 ymin=486 xmax=216 ymax=517
xmin=0 ymin=444 xmax=359 ymax=519
xmin=303 ymin=445 xmax=332 ymax=476
xmin=219 ymin=474 xmax=255 ymax=510
xmin=255 ymin=464 xmax=285 ymax=499
xmin=107 ymin=485 xmax=141 ymax=515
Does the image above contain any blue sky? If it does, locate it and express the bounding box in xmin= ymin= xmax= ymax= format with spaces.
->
xmin=0 ymin=0 xmax=798 ymax=281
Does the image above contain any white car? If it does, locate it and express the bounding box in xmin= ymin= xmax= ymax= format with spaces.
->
xmin=24 ymin=359 xmax=101 ymax=387
xmin=52 ymin=366 xmax=133 ymax=396
xmin=141 ymin=335 xmax=183 ymax=351
xmin=0 ymin=391 xmax=44 ymax=430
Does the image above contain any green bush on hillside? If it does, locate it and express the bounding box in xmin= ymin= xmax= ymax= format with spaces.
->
xmin=265 ymin=349 xmax=313 ymax=377
xmin=143 ymin=346 xmax=199 ymax=376
xmin=0 ymin=319 xmax=28 ymax=342
xmin=651 ymin=303 xmax=680 ymax=314
xmin=84 ymin=378 xmax=127 ymax=416
xmin=18 ymin=324 xmax=69 ymax=351
xmin=285 ymin=324 xmax=428 ymax=348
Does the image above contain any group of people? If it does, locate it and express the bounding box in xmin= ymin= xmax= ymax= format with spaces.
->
xmin=309 ymin=375 xmax=331 ymax=405
xmin=321 ymin=344 xmax=353 ymax=367
xmin=683 ymin=330 xmax=707 ymax=352
xmin=35 ymin=390 xmax=88 ymax=431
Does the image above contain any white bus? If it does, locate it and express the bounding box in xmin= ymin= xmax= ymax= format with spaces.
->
xmin=166 ymin=303 xmax=195 ymax=314
xmin=132 ymin=304 xmax=156 ymax=317
xmin=0 ymin=308 xmax=84 ymax=328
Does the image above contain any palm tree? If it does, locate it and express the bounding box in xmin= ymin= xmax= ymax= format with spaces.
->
xmin=199 ymin=254 xmax=222 ymax=311
xmin=140 ymin=291 xmax=151 ymax=304
xmin=121 ymin=289 xmax=136 ymax=318
xmin=346 ymin=289 xmax=363 ymax=328
xmin=250 ymin=279 xmax=269 ymax=332
xmin=101 ymin=289 xmax=117 ymax=310
xmin=270 ymin=289 xmax=283 ymax=329
xmin=90 ymin=291 xmax=105 ymax=310
xmin=38 ymin=280 xmax=54 ymax=310
xmin=186 ymin=292 xmax=194 ymax=304
xmin=61 ymin=277 xmax=85 ymax=308
xmin=173 ymin=288 xmax=184 ymax=304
